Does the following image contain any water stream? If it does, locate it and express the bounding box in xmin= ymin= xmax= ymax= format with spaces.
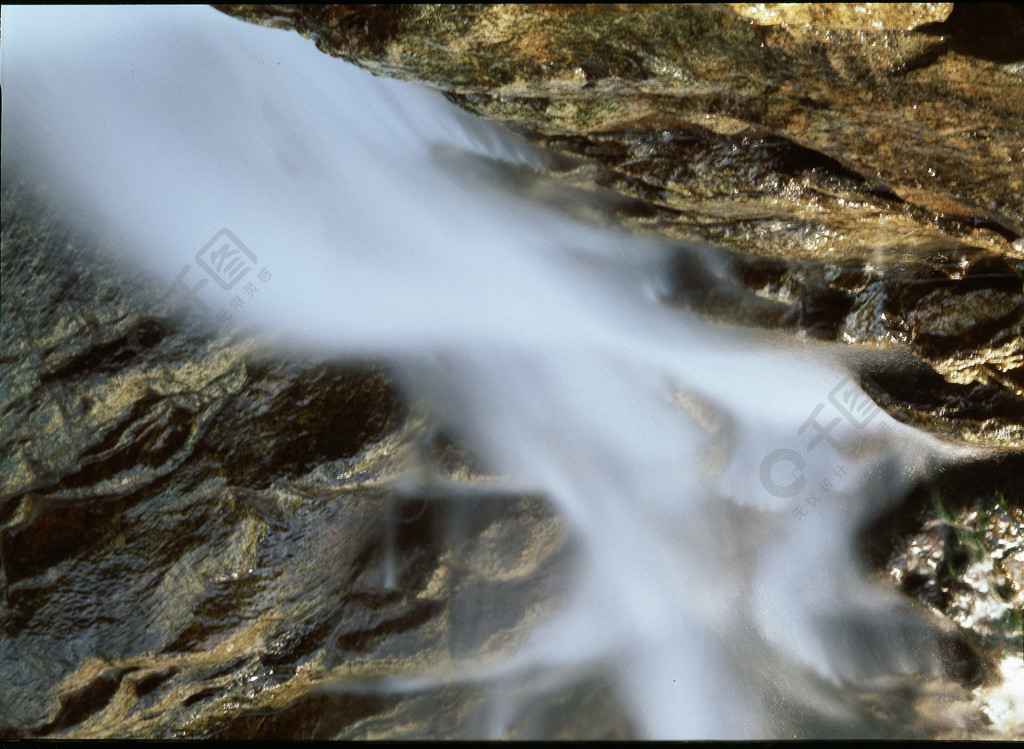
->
xmin=2 ymin=5 xmax=980 ymax=739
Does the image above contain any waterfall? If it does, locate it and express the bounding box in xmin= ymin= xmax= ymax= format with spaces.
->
xmin=1 ymin=5 xmax=977 ymax=739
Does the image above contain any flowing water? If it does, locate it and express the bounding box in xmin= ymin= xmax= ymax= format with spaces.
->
xmin=1 ymin=5 xmax=984 ymax=739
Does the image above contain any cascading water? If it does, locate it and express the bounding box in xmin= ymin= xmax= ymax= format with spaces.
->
xmin=1 ymin=5 xmax=985 ymax=739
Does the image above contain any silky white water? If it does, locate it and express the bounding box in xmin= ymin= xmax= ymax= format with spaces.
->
xmin=1 ymin=5 xmax=975 ymax=739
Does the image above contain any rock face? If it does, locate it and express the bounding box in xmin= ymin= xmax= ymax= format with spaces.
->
xmin=220 ymin=3 xmax=1024 ymax=447
xmin=1 ymin=184 xmax=605 ymax=739
xmin=2 ymin=3 xmax=1022 ymax=741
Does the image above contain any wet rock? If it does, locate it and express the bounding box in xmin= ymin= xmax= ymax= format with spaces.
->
xmin=1 ymin=182 xmax=577 ymax=738
xmin=200 ymin=359 xmax=403 ymax=490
